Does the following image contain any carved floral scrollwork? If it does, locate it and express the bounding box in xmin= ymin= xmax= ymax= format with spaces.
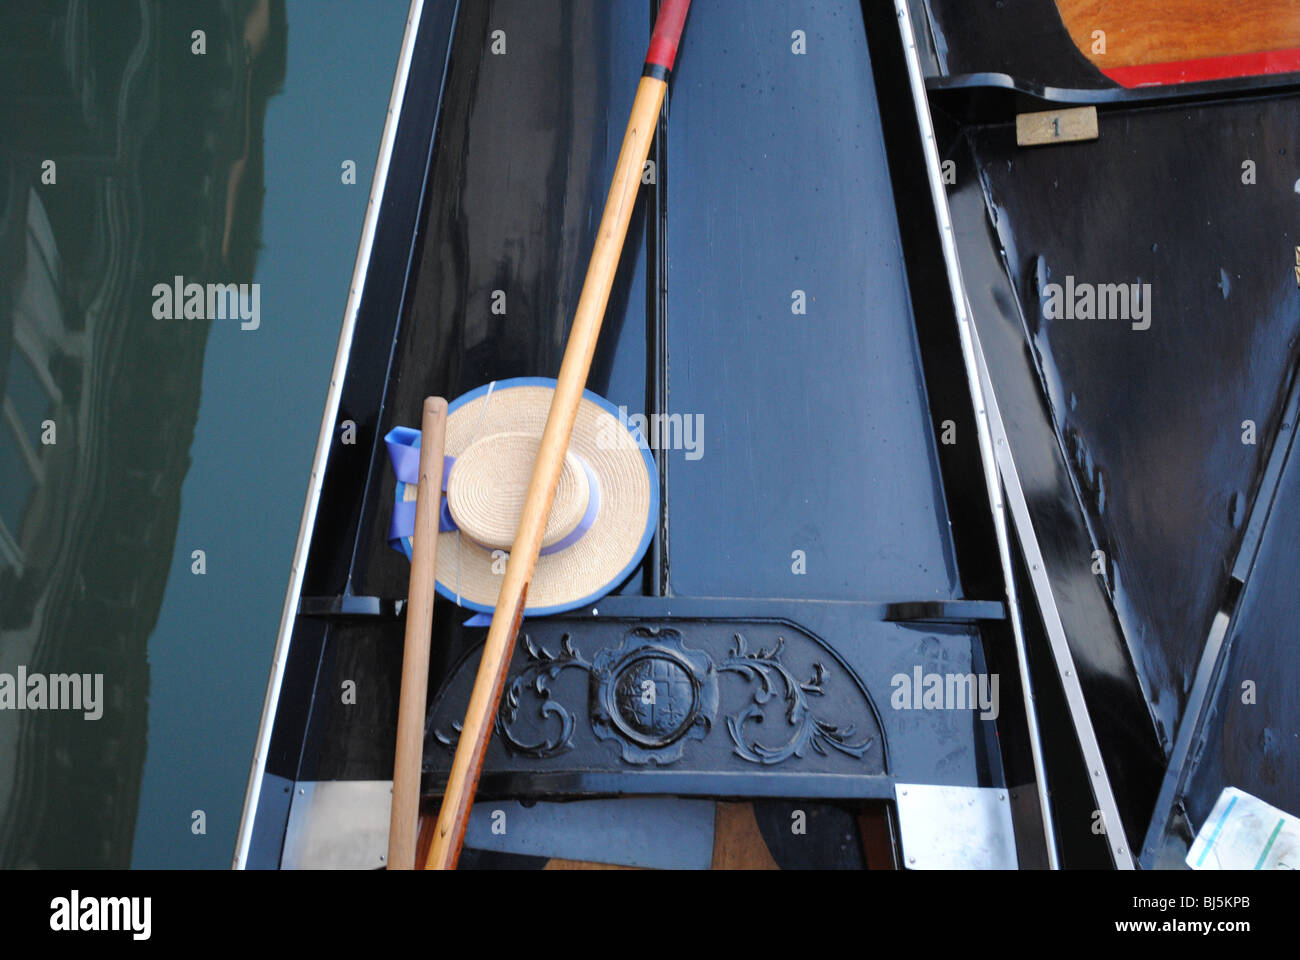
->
xmin=433 ymin=633 xmax=589 ymax=758
xmin=434 ymin=626 xmax=876 ymax=769
xmin=495 ymin=633 xmax=590 ymax=759
xmin=719 ymin=633 xmax=875 ymax=765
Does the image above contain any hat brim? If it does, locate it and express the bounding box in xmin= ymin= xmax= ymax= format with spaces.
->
xmin=399 ymin=377 xmax=657 ymax=617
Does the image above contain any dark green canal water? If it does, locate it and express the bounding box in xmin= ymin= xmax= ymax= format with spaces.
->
xmin=0 ymin=0 xmax=409 ymax=868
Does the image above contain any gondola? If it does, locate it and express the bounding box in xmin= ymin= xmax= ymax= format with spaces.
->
xmin=235 ymin=0 xmax=1300 ymax=870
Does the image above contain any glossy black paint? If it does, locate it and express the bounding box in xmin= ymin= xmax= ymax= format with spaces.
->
xmin=862 ymin=0 xmax=1058 ymax=865
xmin=350 ymin=0 xmax=652 ymax=605
xmin=944 ymin=76 xmax=1300 ymax=859
xmin=419 ymin=602 xmax=1004 ymax=797
xmin=973 ymin=99 xmax=1300 ymax=750
xmin=1143 ymin=366 xmax=1300 ymax=866
xmin=301 ymin=0 xmax=460 ymax=599
xmin=250 ymin=0 xmax=1124 ymax=868
xmin=1175 ymin=409 xmax=1300 ymax=858
xmin=246 ymin=0 xmax=460 ymax=865
xmin=943 ymin=134 xmax=1164 ymax=853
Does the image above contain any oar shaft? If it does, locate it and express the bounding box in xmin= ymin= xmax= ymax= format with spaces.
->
xmin=388 ymin=396 xmax=447 ymax=869
xmin=426 ymin=0 xmax=690 ymax=871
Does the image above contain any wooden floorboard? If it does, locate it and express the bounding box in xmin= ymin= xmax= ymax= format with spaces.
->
xmin=710 ymin=802 xmax=780 ymax=870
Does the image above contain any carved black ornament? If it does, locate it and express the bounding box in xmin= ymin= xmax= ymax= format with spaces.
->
xmin=589 ymin=628 xmax=718 ymax=763
xmin=435 ymin=624 xmax=876 ymax=769
xmin=496 ymin=633 xmax=588 ymax=759
xmin=719 ymin=632 xmax=874 ymax=764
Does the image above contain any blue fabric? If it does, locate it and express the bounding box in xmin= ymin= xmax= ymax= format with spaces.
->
xmin=384 ymin=423 xmax=455 ymax=558
xmin=538 ymin=454 xmax=600 ymax=556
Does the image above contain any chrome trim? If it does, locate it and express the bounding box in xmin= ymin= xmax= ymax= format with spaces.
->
xmin=894 ymin=0 xmax=1060 ymax=868
xmin=892 ymin=0 xmax=1134 ymax=868
xmin=966 ymin=299 xmax=1135 ymax=869
xmin=233 ymin=0 xmax=427 ymax=869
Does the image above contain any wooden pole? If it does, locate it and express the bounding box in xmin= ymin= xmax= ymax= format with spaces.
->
xmin=425 ymin=0 xmax=692 ymax=870
xmin=387 ymin=396 xmax=447 ymax=869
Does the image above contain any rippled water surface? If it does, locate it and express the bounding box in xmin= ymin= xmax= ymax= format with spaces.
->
xmin=0 ymin=0 xmax=409 ymax=867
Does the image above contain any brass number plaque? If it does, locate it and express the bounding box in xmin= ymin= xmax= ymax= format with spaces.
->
xmin=1016 ymin=106 xmax=1099 ymax=147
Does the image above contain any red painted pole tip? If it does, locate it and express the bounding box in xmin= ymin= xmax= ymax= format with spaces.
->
xmin=645 ymin=0 xmax=692 ymax=73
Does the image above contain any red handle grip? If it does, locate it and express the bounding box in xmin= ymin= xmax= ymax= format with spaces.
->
xmin=645 ymin=0 xmax=692 ymax=72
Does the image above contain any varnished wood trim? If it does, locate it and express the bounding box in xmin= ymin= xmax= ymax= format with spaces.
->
xmin=1056 ymin=0 xmax=1300 ymax=70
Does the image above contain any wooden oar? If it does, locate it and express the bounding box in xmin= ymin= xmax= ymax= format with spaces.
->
xmin=388 ymin=396 xmax=448 ymax=869
xmin=425 ymin=0 xmax=693 ymax=871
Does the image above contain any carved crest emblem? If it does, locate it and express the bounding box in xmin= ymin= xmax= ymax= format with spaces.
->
xmin=590 ymin=628 xmax=718 ymax=763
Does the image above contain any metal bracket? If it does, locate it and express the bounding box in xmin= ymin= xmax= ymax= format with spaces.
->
xmin=281 ymin=780 xmax=392 ymax=870
xmin=895 ymin=783 xmax=1017 ymax=868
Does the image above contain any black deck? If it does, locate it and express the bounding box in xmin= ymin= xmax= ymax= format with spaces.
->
xmin=928 ymin=0 xmax=1300 ymax=867
xmin=242 ymin=0 xmax=1300 ymax=870
xmin=246 ymin=0 xmax=1064 ymax=870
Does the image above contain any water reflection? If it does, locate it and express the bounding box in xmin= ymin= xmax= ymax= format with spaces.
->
xmin=0 ymin=0 xmax=286 ymax=867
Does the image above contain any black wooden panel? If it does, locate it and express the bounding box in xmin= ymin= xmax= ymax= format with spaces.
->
xmin=348 ymin=0 xmax=652 ymax=599
xmin=664 ymin=0 xmax=962 ymax=602
xmin=971 ymin=96 xmax=1300 ymax=750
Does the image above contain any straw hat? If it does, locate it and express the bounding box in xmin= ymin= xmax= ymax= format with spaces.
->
xmin=386 ymin=377 xmax=657 ymax=616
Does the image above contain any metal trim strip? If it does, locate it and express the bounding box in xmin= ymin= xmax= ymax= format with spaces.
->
xmin=895 ymin=0 xmax=1063 ymax=868
xmin=965 ymin=296 xmax=1135 ymax=868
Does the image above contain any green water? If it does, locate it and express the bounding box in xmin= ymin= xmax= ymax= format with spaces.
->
xmin=0 ymin=0 xmax=410 ymax=868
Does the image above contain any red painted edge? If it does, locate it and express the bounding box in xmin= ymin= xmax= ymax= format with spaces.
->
xmin=645 ymin=0 xmax=692 ymax=71
xmin=1102 ymin=47 xmax=1300 ymax=88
